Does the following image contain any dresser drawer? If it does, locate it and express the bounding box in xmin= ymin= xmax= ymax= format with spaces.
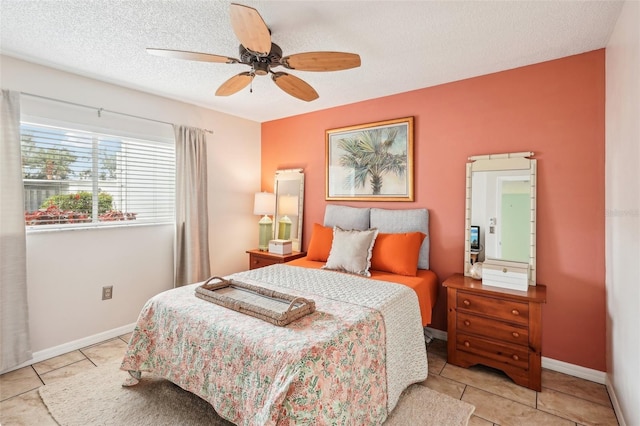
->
xmin=247 ymin=250 xmax=307 ymax=270
xmin=457 ymin=312 xmax=529 ymax=345
xmin=249 ymin=255 xmax=280 ymax=269
xmin=456 ymin=292 xmax=529 ymax=325
xmin=456 ymin=333 xmax=529 ymax=370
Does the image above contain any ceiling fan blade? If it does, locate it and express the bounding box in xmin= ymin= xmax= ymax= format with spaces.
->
xmin=147 ymin=48 xmax=239 ymax=64
xmin=281 ymin=52 xmax=361 ymax=72
xmin=215 ymin=72 xmax=254 ymax=96
xmin=229 ymin=3 xmax=271 ymax=56
xmin=271 ymin=72 xmax=319 ymax=102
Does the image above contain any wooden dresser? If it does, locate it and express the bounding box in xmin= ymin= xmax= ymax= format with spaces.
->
xmin=443 ymin=273 xmax=546 ymax=391
xmin=246 ymin=249 xmax=306 ymax=270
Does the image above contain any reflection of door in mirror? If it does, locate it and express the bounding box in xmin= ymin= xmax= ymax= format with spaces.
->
xmin=472 ymin=170 xmax=530 ymax=263
xmin=274 ymin=169 xmax=304 ymax=252
xmin=498 ymin=178 xmax=530 ymax=262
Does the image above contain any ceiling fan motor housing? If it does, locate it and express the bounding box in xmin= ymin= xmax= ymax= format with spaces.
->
xmin=240 ymin=43 xmax=283 ymax=75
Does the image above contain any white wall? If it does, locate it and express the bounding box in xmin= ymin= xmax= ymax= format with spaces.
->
xmin=605 ymin=1 xmax=640 ymax=425
xmin=1 ymin=55 xmax=261 ymax=357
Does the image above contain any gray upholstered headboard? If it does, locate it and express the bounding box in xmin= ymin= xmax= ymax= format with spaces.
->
xmin=323 ymin=205 xmax=430 ymax=270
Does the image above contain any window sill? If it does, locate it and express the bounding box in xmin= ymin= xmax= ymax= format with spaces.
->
xmin=26 ymin=221 xmax=173 ymax=234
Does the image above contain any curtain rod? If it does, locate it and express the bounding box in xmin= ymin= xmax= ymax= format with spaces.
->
xmin=20 ymin=92 xmax=213 ymax=134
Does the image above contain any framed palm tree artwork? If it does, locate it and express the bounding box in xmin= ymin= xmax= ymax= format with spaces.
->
xmin=325 ymin=116 xmax=414 ymax=201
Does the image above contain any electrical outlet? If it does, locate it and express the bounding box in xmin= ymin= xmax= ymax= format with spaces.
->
xmin=102 ymin=286 xmax=113 ymax=300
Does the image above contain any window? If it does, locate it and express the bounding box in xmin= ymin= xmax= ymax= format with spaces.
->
xmin=22 ymin=121 xmax=175 ymax=229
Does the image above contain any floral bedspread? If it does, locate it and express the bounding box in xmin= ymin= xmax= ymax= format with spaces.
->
xmin=121 ymin=265 xmax=427 ymax=425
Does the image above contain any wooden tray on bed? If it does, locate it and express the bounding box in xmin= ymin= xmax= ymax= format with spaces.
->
xmin=195 ymin=276 xmax=316 ymax=326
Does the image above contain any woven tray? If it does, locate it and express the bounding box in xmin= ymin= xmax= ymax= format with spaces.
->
xmin=195 ymin=276 xmax=316 ymax=326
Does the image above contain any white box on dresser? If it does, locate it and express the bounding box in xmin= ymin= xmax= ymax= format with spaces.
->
xmin=268 ymin=239 xmax=292 ymax=255
xmin=482 ymin=259 xmax=530 ymax=291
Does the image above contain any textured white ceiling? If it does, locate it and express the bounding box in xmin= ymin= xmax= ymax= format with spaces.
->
xmin=0 ymin=1 xmax=623 ymax=123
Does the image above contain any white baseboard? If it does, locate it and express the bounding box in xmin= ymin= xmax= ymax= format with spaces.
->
xmin=426 ymin=327 xmax=607 ymax=385
xmin=606 ymin=373 xmax=628 ymax=426
xmin=541 ymin=357 xmax=606 ymax=384
xmin=425 ymin=326 xmax=448 ymax=341
xmin=1 ymin=323 xmax=136 ymax=375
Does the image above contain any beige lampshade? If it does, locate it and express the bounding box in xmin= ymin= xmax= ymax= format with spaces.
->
xmin=253 ymin=192 xmax=276 ymax=216
xmin=278 ymin=195 xmax=299 ymax=216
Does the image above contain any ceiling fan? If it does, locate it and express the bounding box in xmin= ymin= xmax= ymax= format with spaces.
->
xmin=147 ymin=3 xmax=361 ymax=102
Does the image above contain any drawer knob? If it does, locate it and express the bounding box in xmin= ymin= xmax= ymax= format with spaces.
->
xmin=503 ymin=268 xmax=508 ymax=273
xmin=463 ymin=299 xmax=471 ymax=306
xmin=512 ymin=354 xmax=519 ymax=361
xmin=511 ymin=309 xmax=520 ymax=316
xmin=464 ymin=320 xmax=470 ymax=326
xmin=464 ymin=341 xmax=470 ymax=348
xmin=512 ymin=332 xmax=520 ymax=338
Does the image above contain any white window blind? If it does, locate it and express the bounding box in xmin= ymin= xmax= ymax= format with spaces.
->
xmin=21 ymin=121 xmax=175 ymax=229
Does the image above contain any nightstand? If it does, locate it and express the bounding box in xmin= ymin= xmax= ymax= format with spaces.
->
xmin=443 ymin=273 xmax=546 ymax=391
xmin=246 ymin=249 xmax=306 ymax=270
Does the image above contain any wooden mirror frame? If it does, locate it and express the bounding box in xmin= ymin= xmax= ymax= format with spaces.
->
xmin=274 ymin=168 xmax=304 ymax=252
xmin=464 ymin=152 xmax=537 ymax=286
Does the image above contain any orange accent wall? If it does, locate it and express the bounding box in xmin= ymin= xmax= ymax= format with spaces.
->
xmin=262 ymin=50 xmax=606 ymax=371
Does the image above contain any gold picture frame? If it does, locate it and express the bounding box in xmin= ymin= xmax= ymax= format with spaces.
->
xmin=325 ymin=116 xmax=414 ymax=201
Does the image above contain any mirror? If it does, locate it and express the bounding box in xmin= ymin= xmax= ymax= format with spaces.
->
xmin=464 ymin=152 xmax=537 ymax=285
xmin=274 ymin=169 xmax=304 ymax=252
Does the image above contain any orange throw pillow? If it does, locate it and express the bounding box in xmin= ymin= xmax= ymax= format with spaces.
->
xmin=306 ymin=223 xmax=334 ymax=262
xmin=370 ymin=232 xmax=426 ymax=276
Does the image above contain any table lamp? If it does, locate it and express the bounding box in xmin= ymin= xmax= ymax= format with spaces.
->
xmin=254 ymin=192 xmax=276 ymax=251
xmin=277 ymin=194 xmax=298 ymax=240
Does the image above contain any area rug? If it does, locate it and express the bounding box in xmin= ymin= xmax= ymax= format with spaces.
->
xmin=40 ymin=362 xmax=474 ymax=425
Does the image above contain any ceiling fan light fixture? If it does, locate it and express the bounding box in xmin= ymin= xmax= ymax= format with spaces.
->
xmin=253 ymin=61 xmax=269 ymax=76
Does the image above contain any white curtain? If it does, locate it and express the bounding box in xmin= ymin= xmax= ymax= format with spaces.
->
xmin=0 ymin=90 xmax=32 ymax=370
xmin=174 ymin=125 xmax=211 ymax=287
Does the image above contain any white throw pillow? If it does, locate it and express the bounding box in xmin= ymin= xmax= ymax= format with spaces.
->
xmin=323 ymin=227 xmax=379 ymax=277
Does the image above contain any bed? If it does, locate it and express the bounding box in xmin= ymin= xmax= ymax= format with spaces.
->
xmin=121 ymin=206 xmax=438 ymax=425
xmin=286 ymin=258 xmax=438 ymax=327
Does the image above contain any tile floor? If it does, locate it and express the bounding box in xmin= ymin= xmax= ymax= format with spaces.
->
xmin=0 ymin=337 xmax=619 ymax=426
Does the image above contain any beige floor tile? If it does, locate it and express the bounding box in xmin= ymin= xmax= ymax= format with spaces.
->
xmin=462 ymin=386 xmax=574 ymax=426
xmin=468 ymin=414 xmax=494 ymax=426
xmin=542 ymin=369 xmax=612 ymax=408
xmin=441 ymin=363 xmax=537 ymax=407
xmin=421 ymin=373 xmax=466 ymax=400
xmin=538 ymin=387 xmax=619 ymax=426
xmin=0 ymin=389 xmax=57 ymax=426
xmin=32 ymin=350 xmax=87 ymax=375
xmin=81 ymin=337 xmax=128 ymax=366
xmin=427 ymin=350 xmax=447 ymax=375
xmin=39 ymin=359 xmax=96 ymax=386
xmin=0 ymin=366 xmax=42 ymax=401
